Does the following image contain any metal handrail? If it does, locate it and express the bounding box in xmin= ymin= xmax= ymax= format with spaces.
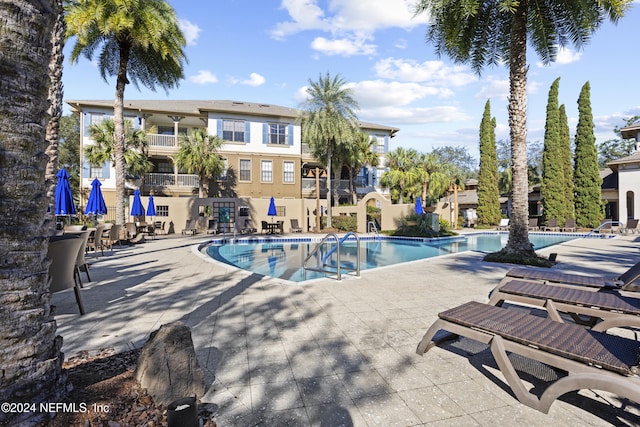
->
xmin=587 ymin=220 xmax=622 ymax=236
xmin=303 ymin=232 xmax=361 ymax=281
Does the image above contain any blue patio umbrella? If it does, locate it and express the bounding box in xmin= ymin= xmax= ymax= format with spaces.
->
xmin=54 ymin=168 xmax=76 ymax=215
xmin=146 ymin=194 xmax=156 ymax=217
xmin=267 ymin=196 xmax=277 ymax=218
xmin=415 ymin=196 xmax=425 ymax=215
xmin=130 ymin=189 xmax=145 ymax=218
xmin=84 ymin=178 xmax=107 ymax=216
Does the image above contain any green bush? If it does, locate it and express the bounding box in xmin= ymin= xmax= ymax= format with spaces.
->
xmin=321 ymin=215 xmax=357 ymax=232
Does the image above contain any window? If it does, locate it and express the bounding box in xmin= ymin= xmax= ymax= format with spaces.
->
xmin=222 ymin=119 xmax=245 ymax=142
xmin=239 ymin=159 xmax=251 ymax=181
xmin=269 ymin=123 xmax=287 ymax=145
xmin=89 ymin=165 xmax=103 ymax=178
xmin=157 ymin=160 xmax=173 ymax=173
xmin=283 ymin=161 xmax=294 ymax=183
xmin=157 ymin=126 xmax=188 ymax=135
xmin=213 ymin=201 xmax=235 ymax=224
xmin=218 ymin=158 xmax=228 ymax=181
xmin=375 ymin=135 xmax=385 ymax=154
xmin=261 ymin=160 xmax=272 ymax=182
xmin=156 ymin=205 xmax=169 ymax=217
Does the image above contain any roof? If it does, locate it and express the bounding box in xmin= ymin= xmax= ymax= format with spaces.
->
xmin=619 ymin=124 xmax=640 ymax=140
xmin=66 ymin=99 xmax=399 ymax=135
xmin=606 ymin=150 xmax=640 ymax=168
xmin=600 ymin=168 xmax=618 ymax=190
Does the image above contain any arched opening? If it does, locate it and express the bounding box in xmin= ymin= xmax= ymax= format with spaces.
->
xmin=627 ymin=191 xmax=635 ymax=219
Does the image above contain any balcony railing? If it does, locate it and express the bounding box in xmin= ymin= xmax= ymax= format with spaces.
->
xmin=147 ymin=133 xmax=177 ymax=148
xmin=144 ymin=173 xmax=198 ymax=188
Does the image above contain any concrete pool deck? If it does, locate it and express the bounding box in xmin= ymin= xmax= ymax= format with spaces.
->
xmin=53 ymin=231 xmax=640 ymax=426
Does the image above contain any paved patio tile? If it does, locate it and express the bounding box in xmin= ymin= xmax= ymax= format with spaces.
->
xmin=353 ymin=392 xmax=422 ymax=426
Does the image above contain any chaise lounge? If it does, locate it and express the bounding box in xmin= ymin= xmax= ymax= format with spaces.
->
xmin=416 ymin=301 xmax=640 ymax=413
xmin=489 ymin=278 xmax=640 ymax=331
xmin=500 ymin=261 xmax=640 ymax=292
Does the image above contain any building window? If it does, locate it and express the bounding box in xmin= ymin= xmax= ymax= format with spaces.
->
xmin=261 ymin=160 xmax=272 ymax=182
xmin=213 ymin=201 xmax=236 ymax=224
xmin=218 ymin=158 xmax=228 ymax=181
xmin=156 ymin=205 xmax=169 ymax=217
xmin=157 ymin=125 xmax=188 ymax=135
xmin=375 ymin=135 xmax=385 ymax=154
xmin=239 ymin=159 xmax=251 ymax=181
xmin=283 ymin=161 xmax=294 ymax=183
xmin=269 ymin=123 xmax=287 ymax=145
xmin=223 ymin=119 xmax=245 ymax=142
xmin=89 ymin=165 xmax=103 ymax=178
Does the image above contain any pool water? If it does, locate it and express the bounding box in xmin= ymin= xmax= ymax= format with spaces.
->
xmin=205 ymin=233 xmax=579 ymax=282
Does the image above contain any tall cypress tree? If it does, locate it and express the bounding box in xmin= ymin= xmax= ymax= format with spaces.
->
xmin=541 ymin=78 xmax=566 ymax=225
xmin=477 ymin=100 xmax=501 ymax=225
xmin=573 ymin=81 xmax=603 ymax=228
xmin=559 ymin=104 xmax=575 ymax=224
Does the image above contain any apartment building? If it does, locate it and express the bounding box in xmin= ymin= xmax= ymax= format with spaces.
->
xmin=67 ymin=99 xmax=398 ymax=214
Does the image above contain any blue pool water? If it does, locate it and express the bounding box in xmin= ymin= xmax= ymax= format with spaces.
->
xmin=205 ymin=233 xmax=582 ymax=282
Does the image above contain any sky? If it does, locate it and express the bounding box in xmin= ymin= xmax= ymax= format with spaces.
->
xmin=61 ymin=0 xmax=640 ymax=164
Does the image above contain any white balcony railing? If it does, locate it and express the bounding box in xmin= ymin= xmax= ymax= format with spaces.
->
xmin=147 ymin=133 xmax=177 ymax=148
xmin=145 ymin=173 xmax=198 ymax=188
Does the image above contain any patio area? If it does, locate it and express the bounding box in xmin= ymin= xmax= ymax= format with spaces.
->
xmin=52 ymin=232 xmax=640 ymax=426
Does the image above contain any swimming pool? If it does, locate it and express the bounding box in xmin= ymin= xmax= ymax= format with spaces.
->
xmin=205 ymin=232 xmax=586 ymax=282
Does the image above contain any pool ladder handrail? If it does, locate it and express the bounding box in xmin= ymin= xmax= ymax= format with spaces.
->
xmin=586 ymin=220 xmax=622 ymax=236
xmin=303 ymin=232 xmax=361 ymax=281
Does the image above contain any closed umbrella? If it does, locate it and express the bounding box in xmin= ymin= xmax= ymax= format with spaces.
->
xmin=54 ymin=168 xmax=76 ymax=215
xmin=267 ymin=196 xmax=277 ymax=218
xmin=146 ymin=194 xmax=156 ymax=217
xmin=84 ymin=178 xmax=107 ymax=216
xmin=415 ymin=196 xmax=425 ymax=215
xmin=130 ymin=189 xmax=145 ymax=218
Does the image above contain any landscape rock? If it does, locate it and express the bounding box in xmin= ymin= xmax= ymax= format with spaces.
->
xmin=134 ymin=321 xmax=205 ymax=406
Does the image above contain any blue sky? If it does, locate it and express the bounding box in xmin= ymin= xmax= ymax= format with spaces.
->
xmin=62 ymin=0 xmax=640 ymax=162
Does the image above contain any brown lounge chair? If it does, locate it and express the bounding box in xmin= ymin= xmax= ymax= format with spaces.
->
xmin=560 ymin=218 xmax=576 ymax=232
xmin=416 ymin=301 xmax=640 ymax=413
xmin=500 ymin=261 xmax=640 ymax=292
xmin=543 ymin=218 xmax=559 ymax=231
xmin=620 ymin=218 xmax=639 ymax=234
xmin=488 ymin=278 xmax=640 ymax=332
xmin=181 ymin=219 xmax=196 ymax=235
xmin=496 ymin=218 xmax=509 ymax=231
xmin=48 ymin=235 xmax=86 ymax=315
xmin=527 ymin=218 xmax=539 ymax=231
xmin=290 ymin=218 xmax=302 ymax=233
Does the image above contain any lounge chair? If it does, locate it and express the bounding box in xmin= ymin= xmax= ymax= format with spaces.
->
xmin=416 ymin=301 xmax=640 ymax=413
xmin=181 ymin=219 xmax=196 ymax=235
xmin=496 ymin=218 xmax=509 ymax=231
xmin=102 ymin=224 xmax=122 ymax=250
xmin=543 ymin=218 xmax=559 ymax=231
xmin=241 ymin=219 xmax=257 ymax=234
xmin=620 ymin=218 xmax=639 ymax=234
xmin=153 ymin=220 xmax=165 ymax=235
xmin=290 ymin=218 xmax=302 ymax=233
xmin=124 ymin=222 xmax=137 ymax=239
xmin=206 ymin=219 xmax=219 ymax=234
xmin=48 ymin=235 xmax=86 ymax=315
xmin=597 ymin=219 xmax=618 ymax=234
xmin=501 ymin=261 xmax=640 ymax=292
xmin=488 ymin=279 xmax=640 ymax=331
xmin=560 ymin=218 xmax=576 ymax=232
xmin=528 ymin=218 xmax=539 ymax=231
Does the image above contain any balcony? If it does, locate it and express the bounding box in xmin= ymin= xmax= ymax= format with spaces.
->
xmin=146 ymin=133 xmax=177 ymax=148
xmin=144 ymin=173 xmax=199 ymax=188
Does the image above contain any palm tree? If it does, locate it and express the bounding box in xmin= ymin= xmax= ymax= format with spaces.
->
xmin=380 ymin=147 xmax=420 ymax=204
xmin=415 ymin=0 xmax=631 ymax=260
xmin=85 ymin=118 xmax=153 ymax=189
xmin=346 ymin=132 xmax=380 ymax=204
xmin=299 ymin=72 xmax=359 ymax=228
xmin=417 ymin=152 xmax=449 ymax=206
xmin=174 ymin=129 xmax=224 ymax=198
xmin=0 ymin=2 xmax=66 ymax=425
xmin=44 ymin=0 xmax=66 ymax=231
xmin=65 ymin=0 xmax=187 ymax=227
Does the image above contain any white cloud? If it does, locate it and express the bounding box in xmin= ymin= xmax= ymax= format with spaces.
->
xmin=374 ymin=58 xmax=477 ymax=86
xmin=311 ymin=35 xmax=376 ymax=56
xmin=394 ymin=38 xmax=408 ymax=49
xmin=360 ymin=105 xmax=471 ymax=125
xmin=476 ymin=77 xmax=509 ymax=100
xmin=240 ymin=73 xmax=266 ymax=87
xmin=271 ymin=0 xmax=420 ymax=55
xmin=178 ymin=19 xmax=201 ymax=46
xmin=536 ymin=45 xmax=582 ymax=67
xmin=349 ymin=80 xmax=453 ymax=109
xmin=189 ymin=70 xmax=218 ymax=84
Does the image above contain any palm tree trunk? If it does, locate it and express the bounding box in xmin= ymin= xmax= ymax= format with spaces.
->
xmin=0 ymin=1 xmax=67 ymax=425
xmin=44 ymin=0 xmax=65 ymax=231
xmin=503 ymin=0 xmax=535 ymax=256
xmin=326 ymin=141 xmax=332 ymax=228
xmin=114 ymin=47 xmax=131 ymax=227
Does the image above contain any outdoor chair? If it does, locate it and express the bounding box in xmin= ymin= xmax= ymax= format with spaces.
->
xmin=206 ymin=219 xmax=219 ymax=234
xmin=527 ymin=218 xmax=539 ymax=231
xmin=86 ymin=224 xmax=105 ymax=257
xmin=181 ymin=219 xmax=196 ymax=235
xmin=560 ymin=218 xmax=576 ymax=232
xmin=543 ymin=218 xmax=559 ymax=231
xmin=620 ymin=218 xmax=639 ymax=234
xmin=261 ymin=220 xmax=269 ymax=234
xmin=597 ymin=219 xmax=617 ymax=233
xmin=416 ymin=301 xmax=640 ymax=413
xmin=499 ymin=261 xmax=640 ymax=292
xmin=48 ymin=235 xmax=86 ymax=315
xmin=146 ymin=224 xmax=156 ymax=240
xmin=124 ymin=222 xmax=137 ymax=239
xmin=242 ymin=219 xmax=257 ymax=234
xmin=102 ymin=224 xmax=122 ymax=251
xmin=290 ymin=218 xmax=303 ymax=233
xmin=153 ymin=221 xmax=164 ymax=235
xmin=67 ymin=230 xmax=92 ymax=286
xmin=488 ymin=278 xmax=640 ymax=332
xmin=496 ymin=218 xmax=509 ymax=231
